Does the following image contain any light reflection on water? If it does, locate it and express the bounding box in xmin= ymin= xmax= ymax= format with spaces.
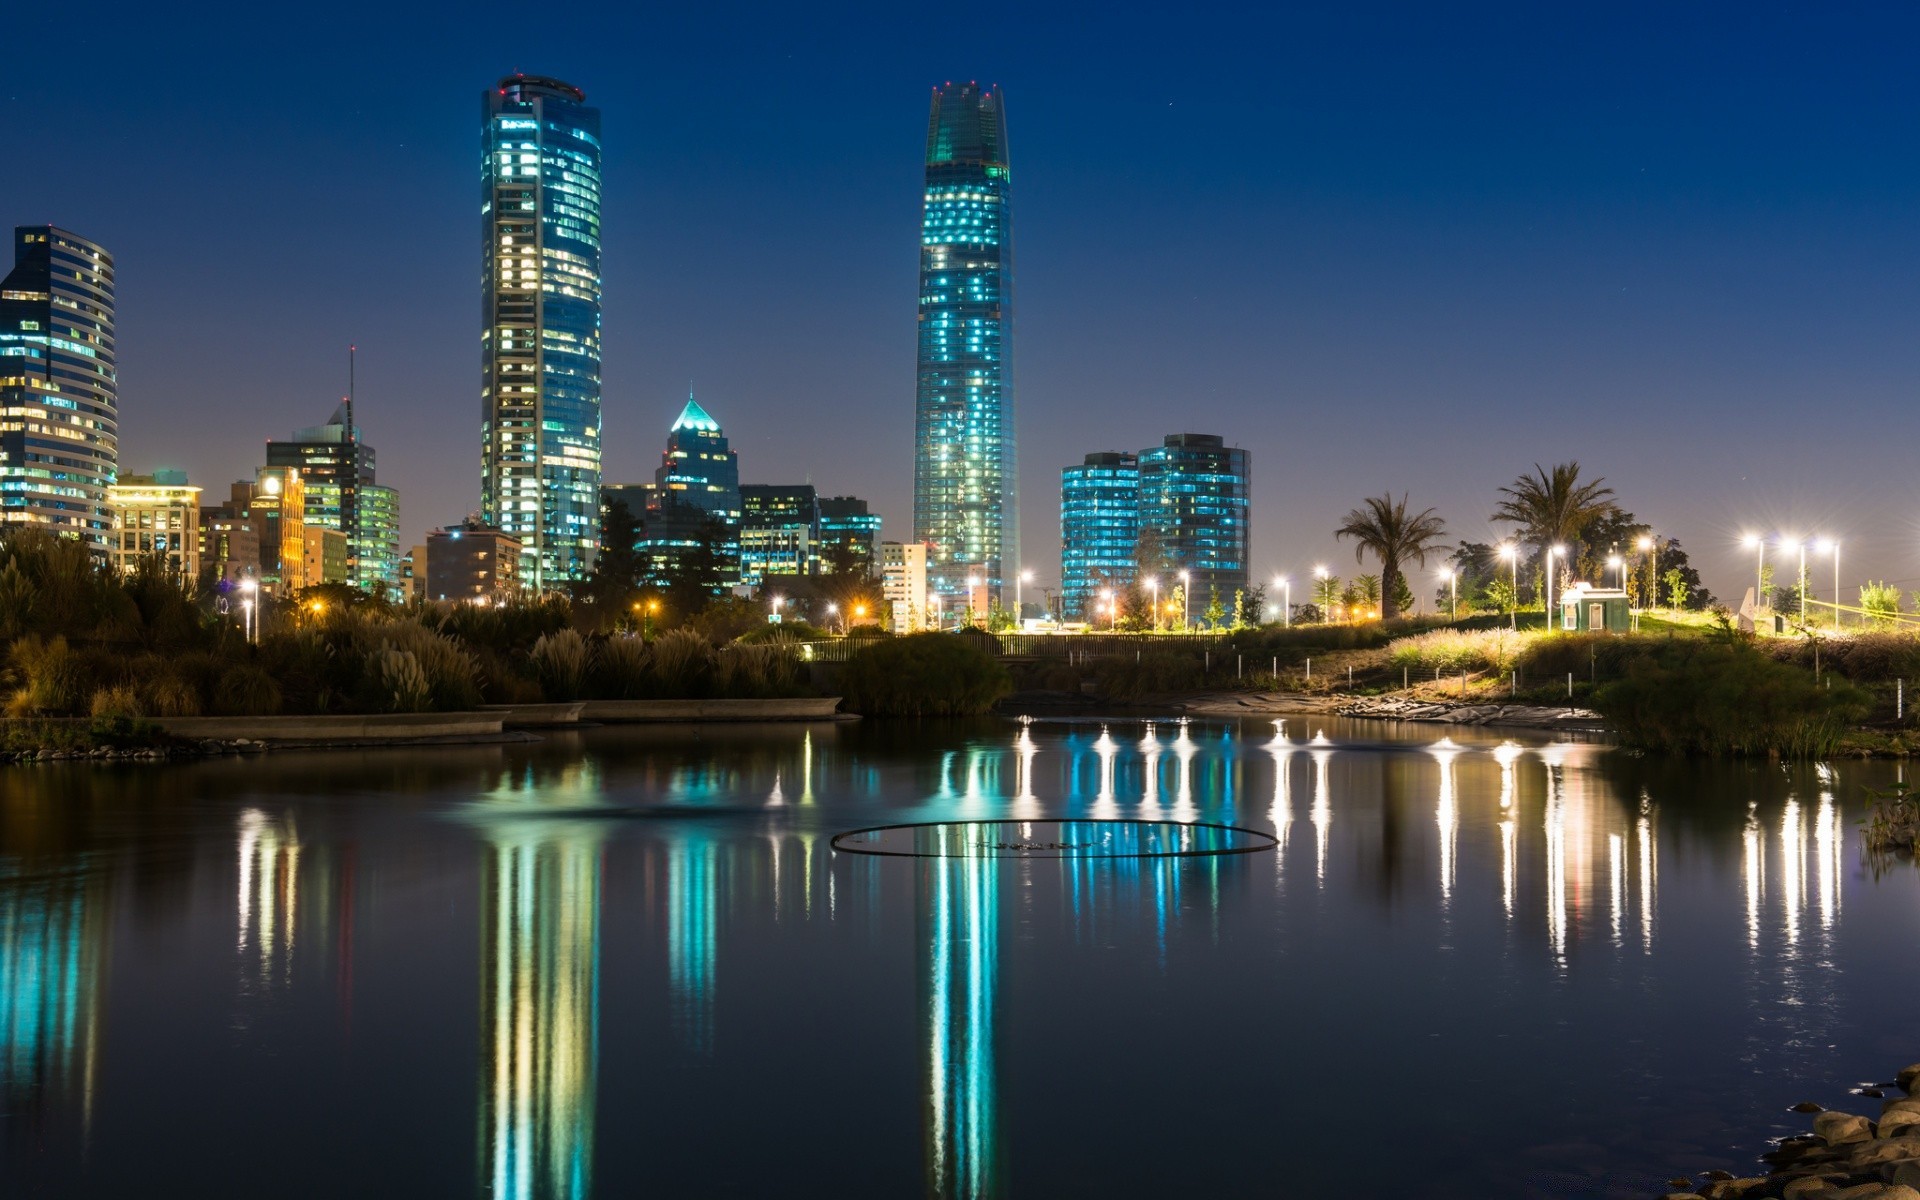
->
xmin=0 ymin=717 xmax=1917 ymax=1198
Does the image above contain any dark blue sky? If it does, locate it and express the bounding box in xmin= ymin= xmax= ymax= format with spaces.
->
xmin=6 ymin=2 xmax=1917 ymax=603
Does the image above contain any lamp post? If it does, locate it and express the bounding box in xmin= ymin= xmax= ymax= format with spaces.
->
xmin=1273 ymin=575 xmax=1290 ymax=628
xmin=852 ymin=603 xmax=866 ymax=631
xmin=1018 ymin=569 xmax=1033 ymax=627
xmin=931 ymin=592 xmax=942 ymax=632
xmin=1177 ymin=569 xmax=1190 ymax=633
xmin=1636 ymin=535 xmax=1657 ymax=612
xmin=1498 ymin=544 xmax=1518 ymax=629
xmin=647 ymin=598 xmax=659 ymax=640
xmin=770 ymin=594 xmax=784 ymax=625
xmin=1146 ymin=577 xmax=1160 ymax=633
xmin=827 ymin=601 xmax=840 ymax=635
xmin=1815 ymin=538 xmax=1839 ymax=629
xmin=1742 ymin=533 xmax=1765 ymax=615
xmin=1545 ymin=545 xmax=1564 ymax=631
xmin=1606 ymin=554 xmax=1625 ymax=591
xmin=240 ymin=578 xmax=258 ymax=644
xmin=1441 ymin=568 xmax=1456 ymax=620
xmin=1100 ymin=588 xmax=1115 ymax=632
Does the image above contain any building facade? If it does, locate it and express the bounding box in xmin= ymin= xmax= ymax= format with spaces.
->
xmin=426 ymin=521 xmax=522 ymax=603
xmin=199 ymin=482 xmax=261 ymax=586
xmin=252 ymin=466 xmax=307 ymax=593
xmin=0 ymin=226 xmax=117 ymax=550
xmin=881 ymin=541 xmax=929 ymax=634
xmin=739 ymin=484 xmax=817 ymax=587
xmin=817 ymin=495 xmax=881 ymax=575
xmin=1059 ymin=452 xmax=1140 ymax=620
xmin=625 ymin=397 xmax=741 ymax=591
xmin=1137 ymin=434 xmax=1251 ymax=607
xmin=480 ymin=74 xmax=603 ymax=589
xmin=107 ymin=471 xmax=200 ymax=578
xmin=265 ymin=405 xmax=398 ymax=594
xmin=913 ymin=83 xmax=1014 ymax=603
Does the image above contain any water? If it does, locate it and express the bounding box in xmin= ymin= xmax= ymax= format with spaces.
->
xmin=2 ymin=716 xmax=1917 ymax=1198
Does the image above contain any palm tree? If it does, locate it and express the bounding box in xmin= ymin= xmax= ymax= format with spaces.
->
xmin=1334 ymin=494 xmax=1448 ymax=620
xmin=1489 ymin=462 xmax=1618 ymax=588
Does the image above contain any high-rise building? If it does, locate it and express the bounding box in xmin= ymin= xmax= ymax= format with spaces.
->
xmin=107 ymin=471 xmax=200 ymax=578
xmin=817 ymin=496 xmax=881 ymax=576
xmin=881 ymin=541 xmax=930 ymax=634
xmin=1138 ymin=433 xmax=1251 ymax=606
xmin=1059 ymin=452 xmax=1140 ymax=620
xmin=629 ymin=398 xmax=741 ymax=590
xmin=739 ymin=484 xmax=817 ymax=587
xmin=914 ymin=82 xmax=1014 ymax=603
xmin=265 ymin=405 xmax=399 ymax=594
xmin=252 ymin=466 xmax=307 ymax=593
xmin=481 ymin=74 xmax=603 ymax=589
xmin=0 ymin=226 xmax=117 ymax=550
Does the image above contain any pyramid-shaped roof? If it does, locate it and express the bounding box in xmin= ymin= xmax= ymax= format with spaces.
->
xmin=670 ymin=395 xmax=721 ymax=434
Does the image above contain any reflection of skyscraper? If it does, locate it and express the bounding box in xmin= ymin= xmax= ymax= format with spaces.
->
xmin=921 ymin=837 xmax=1003 ymax=1198
xmin=0 ymin=873 xmax=106 ymax=1130
xmin=667 ymin=833 xmax=718 ymax=1053
xmin=479 ymin=827 xmax=602 ymax=1200
xmin=915 ymin=82 xmax=1014 ymax=602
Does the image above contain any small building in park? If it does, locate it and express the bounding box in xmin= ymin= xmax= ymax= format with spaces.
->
xmin=1559 ymin=583 xmax=1631 ymax=633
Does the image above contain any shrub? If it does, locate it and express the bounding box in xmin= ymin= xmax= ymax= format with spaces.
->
xmin=370 ymin=649 xmax=432 ymax=712
xmin=89 ymin=684 xmax=142 ymax=720
xmin=363 ymin=621 xmax=482 ymax=710
xmin=1591 ymin=639 xmax=1868 ymax=757
xmin=591 ymin=635 xmax=652 ymax=699
xmin=1386 ymin=628 xmax=1527 ymax=674
xmin=6 ymin=635 xmax=85 ymax=715
xmin=1862 ymin=581 xmax=1903 ymax=626
xmin=714 ymin=643 xmax=804 ymax=698
xmin=141 ymin=672 xmax=203 ymax=718
xmin=529 ymin=628 xmax=590 ymax=701
xmin=1092 ymin=651 xmax=1204 ymax=699
xmin=840 ymin=633 xmax=1011 ymax=717
xmin=215 ymin=665 xmax=283 ymax=716
xmin=650 ymin=628 xmax=715 ymax=698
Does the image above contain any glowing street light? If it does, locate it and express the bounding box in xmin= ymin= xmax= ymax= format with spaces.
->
xmin=239 ymin=577 xmax=259 ymax=644
xmin=1498 ymin=544 xmax=1519 ymax=629
xmin=1100 ymin=588 xmax=1116 ymax=632
xmin=1176 ymin=569 xmax=1190 ymax=633
xmin=1272 ymin=575 xmax=1290 ymax=628
xmin=1606 ymin=554 xmax=1624 ymax=591
xmin=827 ymin=601 xmax=841 ymax=635
xmin=1636 ymin=534 xmax=1657 ymax=612
xmin=1017 ymin=569 xmax=1034 ymax=625
xmin=1439 ymin=567 xmax=1456 ymax=621
xmin=1145 ymin=577 xmax=1160 ymax=633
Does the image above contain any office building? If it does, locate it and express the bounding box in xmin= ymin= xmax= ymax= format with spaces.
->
xmin=881 ymin=541 xmax=929 ymax=634
xmin=739 ymin=484 xmax=817 ymax=587
xmin=480 ymin=74 xmax=603 ymax=588
xmin=427 ymin=520 xmax=522 ymax=603
xmin=818 ymin=495 xmax=881 ymax=575
xmin=266 ymin=405 xmax=398 ymax=594
xmin=304 ymin=527 xmax=350 ymax=587
xmin=628 ymin=397 xmax=741 ymax=590
xmin=107 ymin=471 xmax=200 ymax=578
xmin=356 ymin=483 xmax=401 ymax=596
xmin=252 ymin=466 xmax=307 ymax=593
xmin=199 ymin=482 xmax=261 ymax=585
xmin=0 ymin=226 xmax=117 ymax=550
xmin=913 ymin=82 xmax=1014 ymax=602
xmin=1059 ymin=452 xmax=1140 ymax=620
xmin=1137 ymin=433 xmax=1251 ymax=604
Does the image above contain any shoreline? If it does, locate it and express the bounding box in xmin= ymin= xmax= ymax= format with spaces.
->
xmin=1000 ymin=689 xmax=1608 ymax=736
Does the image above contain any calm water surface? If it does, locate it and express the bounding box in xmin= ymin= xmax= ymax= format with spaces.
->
xmin=3 ymin=717 xmax=1918 ymax=1198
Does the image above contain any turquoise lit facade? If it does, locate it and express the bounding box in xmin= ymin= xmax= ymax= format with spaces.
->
xmin=481 ymin=74 xmax=603 ymax=589
xmin=818 ymin=495 xmax=881 ymax=575
xmin=1059 ymin=452 xmax=1139 ymax=620
xmin=914 ymin=82 xmax=1014 ymax=603
xmin=1138 ymin=433 xmax=1251 ymax=605
xmin=0 ymin=226 xmax=117 ymax=551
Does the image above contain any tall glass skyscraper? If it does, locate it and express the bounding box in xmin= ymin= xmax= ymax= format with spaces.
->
xmin=1138 ymin=434 xmax=1251 ymax=604
xmin=0 ymin=226 xmax=117 ymax=551
xmin=1059 ymin=452 xmax=1139 ymax=619
xmin=914 ymin=82 xmax=1013 ymax=602
xmin=481 ymin=74 xmax=603 ymax=589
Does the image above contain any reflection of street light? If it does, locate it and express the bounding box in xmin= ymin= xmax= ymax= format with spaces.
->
xmin=1498 ymin=544 xmax=1518 ymax=629
xmin=1273 ymin=575 xmax=1290 ymax=628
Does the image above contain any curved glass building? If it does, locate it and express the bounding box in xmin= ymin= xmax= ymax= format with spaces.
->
xmin=0 ymin=226 xmax=117 ymax=551
xmin=481 ymin=74 xmax=603 ymax=589
xmin=914 ymin=82 xmax=1014 ymax=602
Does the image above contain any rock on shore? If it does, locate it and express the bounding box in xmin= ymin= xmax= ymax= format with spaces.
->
xmin=1663 ymin=1063 xmax=1920 ymax=1198
xmin=1177 ymin=691 xmax=1605 ymax=732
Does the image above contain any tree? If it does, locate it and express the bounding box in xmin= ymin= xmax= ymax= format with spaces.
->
xmin=1392 ymin=573 xmax=1415 ymax=618
xmin=1134 ymin=526 xmax=1172 ymax=576
xmin=1862 ymin=581 xmax=1902 ymax=625
xmin=1491 ymin=463 xmax=1617 ymax=585
xmin=664 ymin=516 xmax=738 ymax=616
xmin=574 ymin=496 xmax=645 ymax=612
xmin=1314 ymin=573 xmax=1341 ymax=619
xmin=1334 ymin=493 xmax=1449 ymax=620
xmin=1203 ymin=587 xmax=1226 ymax=630
xmin=1664 ymin=567 xmax=1691 ymax=612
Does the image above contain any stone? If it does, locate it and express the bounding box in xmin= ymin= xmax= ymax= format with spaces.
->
xmin=1798 ymin=1103 xmax=1832 ymax=1113
xmin=1897 ymin=1065 xmax=1920 ymax=1094
xmin=1817 ymin=1113 xmax=1877 ymax=1145
xmin=1892 ymin=1163 xmax=1920 ymax=1190
xmin=1784 ymin=1178 xmax=1849 ymax=1200
xmin=1852 ymin=1138 xmax=1920 ymax=1169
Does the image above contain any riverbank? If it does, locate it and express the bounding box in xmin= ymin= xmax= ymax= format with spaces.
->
xmin=1666 ymin=1059 xmax=1920 ymax=1198
xmin=999 ymin=689 xmax=1607 ymax=734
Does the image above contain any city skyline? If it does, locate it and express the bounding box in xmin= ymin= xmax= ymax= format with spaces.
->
xmin=7 ymin=5 xmax=1920 ymax=603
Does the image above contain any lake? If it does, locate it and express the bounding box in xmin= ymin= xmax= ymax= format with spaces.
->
xmin=2 ymin=716 xmax=1916 ymax=1198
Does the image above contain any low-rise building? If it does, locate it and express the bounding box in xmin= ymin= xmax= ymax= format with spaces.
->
xmin=426 ymin=521 xmax=521 ymax=603
xmin=881 ymin=541 xmax=928 ymax=634
xmin=199 ymin=481 xmax=261 ymax=586
xmin=107 ymin=471 xmax=201 ymax=578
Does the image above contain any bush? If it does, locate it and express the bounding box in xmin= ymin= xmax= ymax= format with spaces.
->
xmin=1093 ymin=651 xmax=1204 ymax=699
xmin=840 ymin=633 xmax=1011 ymax=717
xmin=6 ymin=635 xmax=86 ymax=715
xmin=591 ymin=635 xmax=652 ymax=699
xmin=1591 ymin=639 xmax=1868 ymax=757
xmin=529 ymin=629 xmax=590 ymax=701
xmin=89 ymin=684 xmax=142 ymax=720
xmin=141 ymin=672 xmax=203 ymax=717
xmin=650 ymin=628 xmax=715 ymax=697
xmin=369 ymin=649 xmax=432 ymax=712
xmin=1386 ymin=628 xmax=1527 ymax=674
xmin=714 ymin=643 xmax=805 ymax=698
xmin=362 ymin=621 xmax=481 ymax=710
xmin=215 ymin=665 xmax=284 ymax=716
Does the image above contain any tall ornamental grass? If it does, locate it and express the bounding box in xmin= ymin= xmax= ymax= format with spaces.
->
xmin=841 ymin=634 xmax=1010 ymax=717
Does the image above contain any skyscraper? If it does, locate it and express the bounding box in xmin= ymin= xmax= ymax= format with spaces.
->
xmin=628 ymin=398 xmax=742 ymax=591
xmin=0 ymin=226 xmax=117 ymax=550
xmin=914 ymin=82 xmax=1014 ymax=602
xmin=481 ymin=74 xmax=603 ymax=589
xmin=1059 ymin=452 xmax=1140 ymax=620
xmin=266 ymin=404 xmax=399 ymax=594
xmin=739 ymin=484 xmax=817 ymax=586
xmin=1138 ymin=434 xmax=1251 ymax=606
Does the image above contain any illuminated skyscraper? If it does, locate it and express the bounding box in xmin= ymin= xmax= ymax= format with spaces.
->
xmin=0 ymin=226 xmax=117 ymax=550
xmin=481 ymin=74 xmax=603 ymax=589
xmin=266 ymin=406 xmax=399 ymax=594
xmin=1059 ymin=452 xmax=1139 ymax=620
xmin=914 ymin=82 xmax=1013 ymax=602
xmin=1138 ymin=433 xmax=1251 ymax=605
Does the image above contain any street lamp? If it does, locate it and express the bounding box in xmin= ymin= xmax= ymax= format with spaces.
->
xmin=240 ymin=577 xmax=259 ymax=644
xmin=1176 ymin=569 xmax=1190 ymax=632
xmin=1100 ymin=588 xmax=1116 ymax=632
xmin=771 ymin=594 xmax=784 ymax=624
xmin=1145 ymin=577 xmax=1159 ymax=633
xmin=1545 ymin=545 xmax=1565 ymax=631
xmin=1440 ymin=568 xmax=1456 ymax=620
xmin=827 ymin=601 xmax=840 ymax=635
xmin=1814 ymin=537 xmax=1839 ymax=629
xmin=1498 ymin=544 xmax=1518 ymax=629
xmin=1273 ymin=575 xmax=1290 ymax=628
xmin=1636 ymin=535 xmax=1657 ymax=612
xmin=1742 ymin=533 xmax=1765 ymax=615
xmin=1606 ymin=554 xmax=1624 ymax=591
xmin=1018 ymin=569 xmax=1033 ymax=626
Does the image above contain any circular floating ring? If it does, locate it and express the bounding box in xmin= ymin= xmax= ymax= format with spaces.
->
xmin=830 ymin=819 xmax=1276 ymax=860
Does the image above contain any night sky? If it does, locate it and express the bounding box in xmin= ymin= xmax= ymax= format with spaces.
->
xmin=6 ymin=3 xmax=1917 ymax=604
